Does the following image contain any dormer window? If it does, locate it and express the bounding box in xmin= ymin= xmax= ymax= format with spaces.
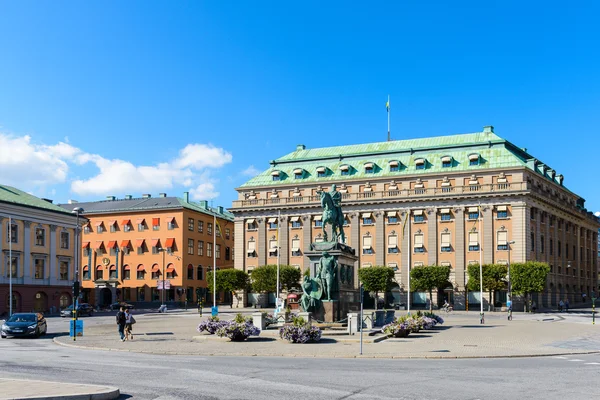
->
xmin=364 ymin=162 xmax=374 ymax=174
xmin=293 ymin=168 xmax=304 ymax=179
xmin=468 ymin=153 xmax=480 ymax=166
xmin=246 ymin=219 xmax=257 ymax=231
xmin=441 ymin=156 xmax=453 ymax=168
xmin=415 ymin=158 xmax=426 ymax=170
xmin=389 ymin=160 xmax=400 ymax=172
xmin=316 ymin=166 xmax=327 ymax=178
xmin=271 ymin=170 xmax=281 ymax=181
xmin=340 ymin=164 xmax=351 ymax=176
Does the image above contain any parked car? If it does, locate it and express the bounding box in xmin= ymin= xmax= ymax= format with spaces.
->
xmin=109 ymin=302 xmax=134 ymax=311
xmin=1 ymin=313 xmax=47 ymax=338
xmin=60 ymin=303 xmax=94 ymax=318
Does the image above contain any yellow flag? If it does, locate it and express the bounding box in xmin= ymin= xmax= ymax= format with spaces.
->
xmin=386 ymin=100 xmax=390 ymax=111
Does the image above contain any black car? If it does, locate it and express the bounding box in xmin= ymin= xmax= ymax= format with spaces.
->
xmin=1 ymin=313 xmax=47 ymax=338
xmin=109 ymin=302 xmax=134 ymax=311
xmin=60 ymin=303 xmax=94 ymax=318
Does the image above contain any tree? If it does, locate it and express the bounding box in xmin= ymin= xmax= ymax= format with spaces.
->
xmin=511 ymin=261 xmax=550 ymax=312
xmin=410 ymin=265 xmax=450 ymax=312
xmin=250 ymin=265 xmax=302 ymax=293
xmin=466 ymin=264 xmax=508 ymax=306
xmin=358 ymin=266 xmax=395 ymax=309
xmin=207 ymin=269 xmax=250 ymax=307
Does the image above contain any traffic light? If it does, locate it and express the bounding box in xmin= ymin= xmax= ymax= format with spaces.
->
xmin=72 ymin=281 xmax=80 ymax=299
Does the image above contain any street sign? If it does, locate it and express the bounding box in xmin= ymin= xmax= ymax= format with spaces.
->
xmin=156 ymin=280 xmax=171 ymax=290
xmin=70 ymin=320 xmax=83 ymax=337
xmin=211 ymin=306 xmax=218 ymax=317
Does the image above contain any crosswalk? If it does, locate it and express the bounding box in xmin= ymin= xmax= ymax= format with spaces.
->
xmin=552 ymin=355 xmax=600 ymax=366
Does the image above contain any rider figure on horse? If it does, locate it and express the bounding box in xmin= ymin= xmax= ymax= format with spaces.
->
xmin=317 ymin=184 xmax=346 ymax=243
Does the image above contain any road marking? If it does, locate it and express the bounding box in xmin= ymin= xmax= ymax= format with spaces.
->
xmin=553 ymin=356 xmax=568 ymax=359
xmin=584 ymin=362 xmax=600 ymax=365
xmin=568 ymin=359 xmax=584 ymax=362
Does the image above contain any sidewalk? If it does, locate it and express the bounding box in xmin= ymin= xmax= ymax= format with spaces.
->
xmin=53 ymin=310 xmax=600 ymax=359
xmin=0 ymin=378 xmax=119 ymax=400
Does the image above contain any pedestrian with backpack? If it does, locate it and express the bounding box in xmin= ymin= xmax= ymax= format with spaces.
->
xmin=116 ymin=306 xmax=126 ymax=341
xmin=124 ymin=309 xmax=136 ymax=340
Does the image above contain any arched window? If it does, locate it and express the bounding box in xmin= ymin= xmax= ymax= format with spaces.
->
xmin=197 ymin=265 xmax=203 ymax=281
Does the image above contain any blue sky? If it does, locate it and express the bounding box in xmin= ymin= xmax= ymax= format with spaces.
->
xmin=1 ymin=1 xmax=599 ymax=212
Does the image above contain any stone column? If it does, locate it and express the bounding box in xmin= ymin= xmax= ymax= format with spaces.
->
xmin=351 ymin=213 xmax=360 ymax=260
xmin=400 ymin=211 xmax=410 ymax=306
xmin=375 ymin=212 xmax=385 ymax=266
xmin=23 ymin=220 xmax=32 ymax=283
xmin=0 ymin=217 xmax=4 ymax=284
xmin=454 ymin=208 xmax=466 ymax=310
xmin=303 ymin=216 xmax=312 ymax=272
xmin=49 ymin=225 xmax=57 ymax=284
xmin=280 ymin=216 xmax=289 ymax=266
xmin=536 ymin=213 xmax=541 ymax=261
xmin=257 ymin=218 xmax=266 ymax=266
xmin=483 ymin=207 xmax=493 ymax=265
xmin=234 ymin=219 xmax=244 ymax=271
xmin=427 ymin=208 xmax=437 ymax=266
xmin=576 ymin=226 xmax=582 ymax=294
xmin=511 ymin=204 xmax=528 ymax=263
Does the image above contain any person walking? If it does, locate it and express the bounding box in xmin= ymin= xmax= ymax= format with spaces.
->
xmin=116 ymin=306 xmax=126 ymax=342
xmin=558 ymin=300 xmax=564 ymax=312
xmin=124 ymin=308 xmax=135 ymax=341
xmin=565 ymin=299 xmax=570 ymax=312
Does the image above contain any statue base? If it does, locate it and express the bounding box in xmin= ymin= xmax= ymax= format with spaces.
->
xmin=321 ymin=300 xmax=339 ymax=323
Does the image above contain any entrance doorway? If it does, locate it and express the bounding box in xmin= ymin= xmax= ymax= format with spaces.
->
xmin=100 ymin=288 xmax=112 ymax=306
xmin=33 ymin=292 xmax=48 ymax=312
xmin=438 ymin=282 xmax=454 ymax=308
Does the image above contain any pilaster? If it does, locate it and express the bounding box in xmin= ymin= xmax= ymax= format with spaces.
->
xmin=280 ymin=216 xmax=289 ymax=266
xmin=50 ymin=225 xmax=57 ymax=284
xmin=536 ymin=213 xmax=541 ymax=261
xmin=400 ymin=211 xmax=410 ymax=305
xmin=511 ymin=204 xmax=528 ymax=263
xmin=375 ymin=211 xmax=385 ymax=266
xmin=257 ymin=218 xmax=266 ymax=266
xmin=427 ymin=208 xmax=437 ymax=266
xmin=234 ymin=219 xmax=244 ymax=271
xmin=303 ymin=216 xmax=313 ymax=272
xmin=454 ymin=208 xmax=466 ymax=310
xmin=23 ymin=220 xmax=31 ymax=282
xmin=483 ymin=206 xmax=493 ymax=265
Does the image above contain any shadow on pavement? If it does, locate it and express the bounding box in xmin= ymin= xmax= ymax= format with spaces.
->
xmin=458 ymin=325 xmax=497 ymax=328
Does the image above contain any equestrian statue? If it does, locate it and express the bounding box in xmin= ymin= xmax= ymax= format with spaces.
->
xmin=316 ymin=184 xmax=346 ymax=243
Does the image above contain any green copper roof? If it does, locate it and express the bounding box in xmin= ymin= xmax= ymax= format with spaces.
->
xmin=0 ymin=185 xmax=76 ymax=215
xmin=240 ymin=130 xmax=534 ymax=188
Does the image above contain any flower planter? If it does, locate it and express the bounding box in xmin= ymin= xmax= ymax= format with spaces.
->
xmin=393 ymin=329 xmax=410 ymax=338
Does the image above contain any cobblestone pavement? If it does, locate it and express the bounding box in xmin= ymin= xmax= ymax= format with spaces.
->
xmin=52 ymin=310 xmax=600 ymax=359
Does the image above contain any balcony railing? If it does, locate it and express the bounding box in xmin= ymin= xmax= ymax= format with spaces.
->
xmin=231 ymin=182 xmax=527 ymax=208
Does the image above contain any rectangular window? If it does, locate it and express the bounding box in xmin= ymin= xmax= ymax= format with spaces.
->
xmin=315 ymin=220 xmax=323 ymax=227
xmin=441 ymin=233 xmax=451 ymax=252
xmin=317 ymin=171 xmax=326 ymax=177
xmin=292 ymin=238 xmax=301 ymax=256
xmin=34 ymin=259 xmax=45 ymax=279
xmin=83 ymin=248 xmax=90 ymax=257
xmin=197 ymin=266 xmax=203 ymax=280
xmin=137 ymin=270 xmax=145 ymax=280
xmin=387 ymin=235 xmax=398 ymax=254
xmin=441 ymin=213 xmax=451 ymax=221
xmin=111 ymin=247 xmax=118 ymax=256
xmin=414 ymin=234 xmax=424 ymax=253
xmin=294 ymin=172 xmax=303 ymax=179
xmin=468 ymin=212 xmax=479 ymax=220
xmin=152 ymin=270 xmax=160 ymax=280
xmin=225 ymin=247 xmax=231 ymax=260
xmin=390 ymin=165 xmax=399 ymax=172
xmin=110 ymin=223 xmax=117 ymax=233
xmin=269 ymin=221 xmax=278 ymax=229
xmin=188 ymin=218 xmax=194 ymax=231
xmin=167 ymin=220 xmax=175 ymax=230
xmin=207 ymin=243 xmax=213 ymax=258
xmin=497 ymin=231 xmax=508 ymax=250
xmin=269 ymin=240 xmax=278 ymax=256
xmin=152 ymin=246 xmax=159 ymax=255
xmin=468 ymin=245 xmax=480 ymax=251
xmin=362 ymin=236 xmax=373 ymax=255
xmin=84 ymin=225 xmax=91 ymax=234
xmin=469 ymin=159 xmax=479 ymax=166
xmin=414 ymin=215 xmax=424 ymax=222
xmin=292 ymin=221 xmax=301 ymax=228
xmin=531 ymin=232 xmax=535 ymax=252
xmin=35 ymin=228 xmax=45 ymax=246
xmin=469 ymin=232 xmax=479 ymax=251
xmin=97 ymin=224 xmax=104 ymax=234
xmin=59 ymin=261 xmax=69 ymax=280
xmin=123 ymin=268 xmax=130 ymax=280
xmin=247 ymin=241 xmax=256 ymax=257
xmin=550 ymin=239 xmax=554 ymax=255
xmin=216 ymin=244 xmax=221 ymax=259
xmin=96 ymin=268 xmax=103 ymax=281
xmin=188 ymin=239 xmax=194 ymax=255
xmin=207 ymin=223 xmax=213 ymax=235
xmin=362 ymin=217 xmax=373 ymax=225
xmin=497 ymin=211 xmax=508 ymax=219
xmin=7 ymin=223 xmax=18 ymax=243
xmin=60 ymin=231 xmax=69 ymax=249
xmin=388 ymin=216 xmax=398 ymax=224
xmin=152 ymin=218 xmax=160 ymax=231
xmin=187 ymin=266 xmax=194 ymax=280
xmin=198 ymin=241 xmax=204 ymax=256
xmin=365 ymin=167 xmax=374 ymax=174
xmin=109 ymin=268 xmax=117 ymax=280
xmin=442 ymin=160 xmax=451 ymax=168
xmin=558 ymin=241 xmax=562 ymax=256
xmin=541 ymin=236 xmax=545 ymax=253
xmin=341 ymin=170 xmax=349 ymax=176
xmin=198 ymin=220 xmax=204 ymax=233
xmin=416 ymin=164 xmax=425 ymax=170
xmin=124 ymin=223 xmax=132 ymax=232
xmin=247 ymin=222 xmax=257 ymax=230
xmin=273 ymin=175 xmax=280 ymax=181
xmin=83 ymin=268 xmax=91 ymax=280
xmin=138 ymin=223 xmax=145 ymax=231
xmin=225 ymin=228 xmax=230 ymax=240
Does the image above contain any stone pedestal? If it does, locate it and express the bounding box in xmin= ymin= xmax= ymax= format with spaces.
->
xmin=252 ymin=312 xmax=266 ymax=331
xmin=347 ymin=312 xmax=359 ymax=335
xmin=321 ymin=300 xmax=339 ymax=323
xmin=298 ymin=312 xmax=312 ymax=325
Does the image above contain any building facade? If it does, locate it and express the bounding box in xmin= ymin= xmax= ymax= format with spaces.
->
xmin=1 ymin=185 xmax=81 ymax=315
xmin=230 ymin=126 xmax=600 ymax=310
xmin=59 ymin=192 xmax=234 ymax=307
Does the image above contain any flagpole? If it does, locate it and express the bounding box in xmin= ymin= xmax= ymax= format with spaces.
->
xmin=387 ymin=95 xmax=391 ymax=142
xmin=9 ymin=216 xmax=13 ymax=316
xmin=479 ymin=202 xmax=484 ymax=323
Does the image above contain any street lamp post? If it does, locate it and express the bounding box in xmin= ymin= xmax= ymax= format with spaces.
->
xmin=158 ymin=248 xmax=166 ymax=307
xmin=71 ymin=207 xmax=84 ymax=341
xmin=507 ymin=240 xmax=515 ymax=321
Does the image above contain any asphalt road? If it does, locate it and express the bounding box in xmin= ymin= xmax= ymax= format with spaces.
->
xmin=1 ymin=315 xmax=598 ymax=400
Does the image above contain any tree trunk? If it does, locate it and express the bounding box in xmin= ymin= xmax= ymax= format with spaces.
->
xmin=429 ymin=290 xmax=433 ymax=312
xmin=375 ymin=291 xmax=379 ymax=310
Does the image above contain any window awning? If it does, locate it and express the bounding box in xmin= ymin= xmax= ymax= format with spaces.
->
xmin=314 ymin=215 xmax=322 ymax=221
xmin=414 ymin=243 xmax=424 ymax=248
xmin=152 ymin=218 xmax=160 ymax=225
xmin=246 ymin=218 xmax=255 ymax=224
xmin=166 ymin=266 xmax=175 ymax=273
xmin=136 ymin=218 xmax=145 ymax=224
xmin=247 ymin=249 xmax=255 ymax=254
xmin=292 ymin=192 xmax=302 ymax=197
xmin=121 ymin=219 xmax=131 ymax=225
xmin=151 ymin=239 xmax=160 ymax=247
xmin=497 ymin=231 xmax=508 ymax=245
xmin=94 ymin=221 xmax=103 ymax=227
xmin=152 ymin=265 xmax=161 ymax=272
xmin=389 ymin=160 xmax=399 ymax=167
xmin=136 ymin=239 xmax=145 ymax=248
xmin=364 ymin=162 xmax=374 ymax=169
xmin=267 ymin=217 xmax=277 ymax=223
xmin=82 ymin=242 xmax=90 ymax=249
xmin=121 ymin=240 xmax=131 ymax=248
xmin=316 ymin=166 xmax=326 ymax=173
xmin=363 ymin=187 xmax=372 ymax=192
xmin=165 ymin=216 xmax=175 ymax=223
xmin=291 ymin=247 xmax=300 ymax=252
xmin=468 ymin=207 xmax=479 ymax=212
xmin=441 ymin=181 xmax=451 ymax=187
xmin=108 ymin=220 xmax=117 ymax=226
xmin=414 ymin=235 xmax=424 ymax=246
xmin=440 ymin=208 xmax=450 ymax=214
xmin=293 ymin=168 xmax=303 ymax=174
xmin=124 ymin=265 xmax=131 ymax=270
xmin=290 ymin=216 xmax=300 ymax=222
xmin=94 ymin=241 xmax=104 ymax=249
xmin=137 ymin=266 xmax=145 ymax=271
xmin=413 ymin=210 xmax=423 ymax=216
xmin=469 ymin=153 xmax=480 ymax=161
xmin=96 ymin=265 xmax=103 ymax=271
xmin=441 ymin=233 xmax=451 ymax=247
xmin=165 ymin=238 xmax=175 ymax=248
xmin=270 ymin=242 xmax=278 ymax=249
xmin=339 ymin=165 xmax=350 ymax=171
xmin=469 ymin=241 xmax=479 ymax=246
xmin=363 ymin=245 xmax=373 ymax=250
xmin=440 ymin=262 xmax=451 ymax=267
xmin=362 ymin=213 xmax=372 ymax=218
xmin=387 ymin=244 xmax=398 ymax=249
xmin=387 ymin=211 xmax=397 ymax=217
xmin=441 ymin=156 xmax=452 ymax=163
xmin=83 ymin=266 xmax=89 ymax=271
xmin=388 ymin=236 xmax=398 ymax=246
xmin=106 ymin=241 xmax=117 ymax=249
xmin=271 ymin=170 xmax=280 ymax=176
xmin=497 ymin=205 xmax=507 ymax=211
xmin=469 ymin=232 xmax=479 ymax=246
xmin=109 ymin=265 xmax=116 ymax=271
xmin=415 ymin=158 xmax=425 ymax=165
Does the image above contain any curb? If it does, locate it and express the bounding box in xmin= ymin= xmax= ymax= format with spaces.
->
xmin=0 ymin=378 xmax=119 ymax=400
xmin=52 ymin=337 xmax=600 ymax=360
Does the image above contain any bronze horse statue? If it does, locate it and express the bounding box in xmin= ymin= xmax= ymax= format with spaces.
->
xmin=318 ymin=190 xmax=346 ymax=243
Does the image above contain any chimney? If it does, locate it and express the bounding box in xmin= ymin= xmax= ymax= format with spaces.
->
xmin=142 ymin=194 xmax=151 ymax=199
xmin=183 ymin=191 xmax=189 ymax=203
xmin=159 ymin=193 xmax=167 ymax=198
xmin=218 ymin=206 xmax=224 ymax=214
xmin=483 ymin=125 xmax=494 ymax=133
xmin=41 ymin=198 xmax=53 ymax=204
xmin=124 ymin=195 xmax=132 ymax=200
xmin=68 ymin=200 xmax=79 ymax=204
xmin=200 ymin=200 xmax=208 ymax=209
xmin=106 ymin=196 xmax=116 ymax=201
xmin=296 ymin=144 xmax=306 ymax=151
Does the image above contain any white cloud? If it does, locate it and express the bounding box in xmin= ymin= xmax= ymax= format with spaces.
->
xmin=241 ymin=165 xmax=261 ymax=176
xmin=0 ymin=131 xmax=233 ymax=200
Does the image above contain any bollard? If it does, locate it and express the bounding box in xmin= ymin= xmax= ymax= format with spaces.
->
xmin=593 ymin=297 xmax=596 ymax=325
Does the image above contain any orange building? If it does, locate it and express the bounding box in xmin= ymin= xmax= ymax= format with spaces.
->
xmin=59 ymin=192 xmax=234 ymax=307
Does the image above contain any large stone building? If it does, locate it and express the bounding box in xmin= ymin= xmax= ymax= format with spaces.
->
xmin=1 ymin=185 xmax=81 ymax=315
xmin=59 ymin=192 xmax=234 ymax=307
xmin=230 ymin=126 xmax=600 ymax=310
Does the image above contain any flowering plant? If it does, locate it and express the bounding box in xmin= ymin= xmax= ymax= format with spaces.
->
xmin=215 ymin=313 xmax=260 ymax=341
xmin=197 ymin=316 xmax=227 ymax=335
xmin=381 ymin=321 xmax=410 ymax=337
xmin=279 ymin=316 xmax=322 ymax=343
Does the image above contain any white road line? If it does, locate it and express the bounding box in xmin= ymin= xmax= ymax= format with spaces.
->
xmin=584 ymin=362 xmax=600 ymax=365
xmin=568 ymin=359 xmax=584 ymax=362
xmin=553 ymin=356 xmax=568 ymax=359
